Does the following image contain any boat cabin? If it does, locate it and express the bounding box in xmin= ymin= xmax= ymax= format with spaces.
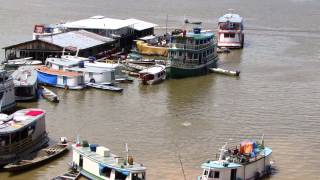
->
xmin=67 ymin=66 xmax=115 ymax=84
xmin=0 ymin=109 xmax=48 ymax=165
xmin=138 ymin=65 xmax=166 ymax=85
xmin=199 ymin=140 xmax=272 ymax=180
xmin=72 ymin=141 xmax=146 ymax=180
xmin=217 ymin=14 xmax=244 ymax=48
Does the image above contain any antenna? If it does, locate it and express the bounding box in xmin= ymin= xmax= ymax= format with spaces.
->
xmin=125 ymin=143 xmax=129 ymax=162
xmin=165 ymin=14 xmax=168 ymax=35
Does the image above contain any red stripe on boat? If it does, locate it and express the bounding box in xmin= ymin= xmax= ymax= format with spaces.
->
xmin=25 ymin=110 xmax=44 ymax=116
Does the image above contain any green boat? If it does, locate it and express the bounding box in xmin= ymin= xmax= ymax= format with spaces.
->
xmin=166 ymin=27 xmax=218 ymax=78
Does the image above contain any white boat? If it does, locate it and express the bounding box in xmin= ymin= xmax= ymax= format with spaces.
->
xmin=86 ymin=82 xmax=123 ymax=92
xmin=138 ymin=65 xmax=166 ymax=85
xmin=36 ymin=66 xmax=85 ymax=90
xmin=198 ymin=138 xmax=272 ymax=180
xmin=4 ymin=57 xmax=42 ymax=68
xmin=0 ymin=70 xmax=16 ymax=112
xmin=0 ymin=109 xmax=49 ymax=167
xmin=36 ymin=57 xmax=85 ymax=90
xmin=72 ymin=140 xmax=146 ymax=180
xmin=217 ymin=13 xmax=244 ymax=48
xmin=11 ymin=66 xmax=38 ymax=101
xmin=33 ymin=24 xmax=64 ymax=40
xmin=40 ymin=86 xmax=59 ymax=103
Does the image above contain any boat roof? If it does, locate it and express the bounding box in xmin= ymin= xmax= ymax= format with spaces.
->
xmin=0 ymin=109 xmax=45 ymax=134
xmin=124 ymin=18 xmax=157 ymax=31
xmin=40 ymin=30 xmax=115 ymax=50
xmin=46 ymin=58 xmax=80 ymax=67
xmin=67 ymin=66 xmax=112 ymax=73
xmin=35 ymin=66 xmax=82 ymax=77
xmin=11 ymin=66 xmax=37 ymax=86
xmin=139 ymin=65 xmax=165 ymax=74
xmin=72 ymin=144 xmax=146 ymax=173
xmin=61 ymin=55 xmax=90 ymax=62
xmin=201 ymin=147 xmax=272 ymax=169
xmin=218 ymin=14 xmax=243 ymax=23
xmin=187 ymin=31 xmax=214 ymax=40
xmin=63 ymin=16 xmax=157 ymax=31
xmin=85 ymin=62 xmax=123 ymax=69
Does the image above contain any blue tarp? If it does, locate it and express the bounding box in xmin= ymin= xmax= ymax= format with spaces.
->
xmin=37 ymin=72 xmax=57 ymax=85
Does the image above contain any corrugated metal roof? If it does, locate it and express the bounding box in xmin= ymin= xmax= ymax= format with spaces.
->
xmin=218 ymin=14 xmax=243 ymax=23
xmin=40 ymin=30 xmax=114 ymax=50
xmin=63 ymin=16 xmax=157 ymax=31
xmin=63 ymin=17 xmax=133 ymax=30
xmin=124 ymin=18 xmax=157 ymax=31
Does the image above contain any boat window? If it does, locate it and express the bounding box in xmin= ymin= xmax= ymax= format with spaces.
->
xmin=179 ymin=51 xmax=183 ymax=56
xmin=209 ymin=171 xmax=214 ymax=178
xmin=10 ymin=132 xmax=20 ymax=143
xmin=59 ymin=65 xmax=63 ymax=70
xmin=200 ymin=40 xmax=203 ymax=44
xmin=0 ymin=135 xmax=9 ymax=146
xmin=194 ymin=54 xmax=198 ymax=59
xmin=132 ymin=172 xmax=145 ymax=180
xmin=195 ymin=40 xmax=199 ymax=45
xmin=115 ymin=171 xmax=127 ymax=180
xmin=203 ymin=170 xmax=208 ymax=176
xmin=214 ymin=171 xmax=220 ymax=178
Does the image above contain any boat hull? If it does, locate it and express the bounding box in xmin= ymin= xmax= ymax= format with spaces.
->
xmin=166 ymin=60 xmax=217 ymax=79
xmin=0 ymin=133 xmax=49 ymax=167
xmin=3 ymin=144 xmax=68 ymax=172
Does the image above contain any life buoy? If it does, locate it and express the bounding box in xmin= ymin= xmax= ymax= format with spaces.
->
xmin=90 ymin=78 xmax=96 ymax=83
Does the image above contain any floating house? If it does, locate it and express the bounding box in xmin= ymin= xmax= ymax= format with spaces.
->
xmin=3 ymin=30 xmax=116 ymax=63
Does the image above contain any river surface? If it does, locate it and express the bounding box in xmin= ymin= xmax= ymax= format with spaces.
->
xmin=1 ymin=0 xmax=320 ymax=179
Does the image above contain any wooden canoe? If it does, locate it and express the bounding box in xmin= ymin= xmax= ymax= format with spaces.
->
xmin=3 ymin=143 xmax=68 ymax=172
xmin=51 ymin=169 xmax=81 ymax=180
xmin=41 ymin=86 xmax=60 ymax=103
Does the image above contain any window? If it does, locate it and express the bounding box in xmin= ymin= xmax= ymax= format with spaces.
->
xmin=203 ymin=170 xmax=208 ymax=176
xmin=209 ymin=171 xmax=214 ymax=178
xmin=132 ymin=172 xmax=145 ymax=180
xmin=224 ymin=33 xmax=235 ymax=38
xmin=214 ymin=171 xmax=220 ymax=178
xmin=179 ymin=51 xmax=182 ymax=56
xmin=209 ymin=171 xmax=220 ymax=178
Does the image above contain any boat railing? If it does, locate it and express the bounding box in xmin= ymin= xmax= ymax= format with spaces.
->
xmin=169 ymin=42 xmax=215 ymax=51
xmin=0 ymin=133 xmax=47 ymax=155
xmin=0 ymin=136 xmax=32 ymax=154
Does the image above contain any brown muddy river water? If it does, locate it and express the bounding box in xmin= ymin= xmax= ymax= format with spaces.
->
xmin=0 ymin=0 xmax=320 ymax=179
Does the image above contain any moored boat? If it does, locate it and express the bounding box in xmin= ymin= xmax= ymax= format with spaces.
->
xmin=36 ymin=66 xmax=85 ymax=90
xmin=138 ymin=65 xmax=166 ymax=85
xmin=40 ymin=86 xmax=59 ymax=103
xmin=0 ymin=70 xmax=16 ymax=112
xmin=3 ymin=57 xmax=42 ymax=69
xmin=11 ymin=66 xmax=38 ymax=101
xmin=51 ymin=169 xmax=81 ymax=180
xmin=0 ymin=109 xmax=49 ymax=167
xmin=166 ymin=24 xmax=218 ymax=78
xmin=217 ymin=13 xmax=244 ymax=48
xmin=86 ymin=82 xmax=123 ymax=92
xmin=198 ymin=138 xmax=272 ymax=180
xmin=3 ymin=140 xmax=69 ymax=171
xmin=72 ymin=140 xmax=146 ymax=180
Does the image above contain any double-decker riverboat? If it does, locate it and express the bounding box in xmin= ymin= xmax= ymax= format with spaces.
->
xmin=0 ymin=109 xmax=48 ymax=167
xmin=217 ymin=13 xmax=244 ymax=48
xmin=167 ymin=26 xmax=218 ymax=78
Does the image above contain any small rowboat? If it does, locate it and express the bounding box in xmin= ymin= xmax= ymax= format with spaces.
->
xmin=51 ymin=169 xmax=81 ymax=180
xmin=41 ymin=86 xmax=59 ymax=103
xmin=3 ymin=143 xmax=68 ymax=171
xmin=86 ymin=82 xmax=123 ymax=92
